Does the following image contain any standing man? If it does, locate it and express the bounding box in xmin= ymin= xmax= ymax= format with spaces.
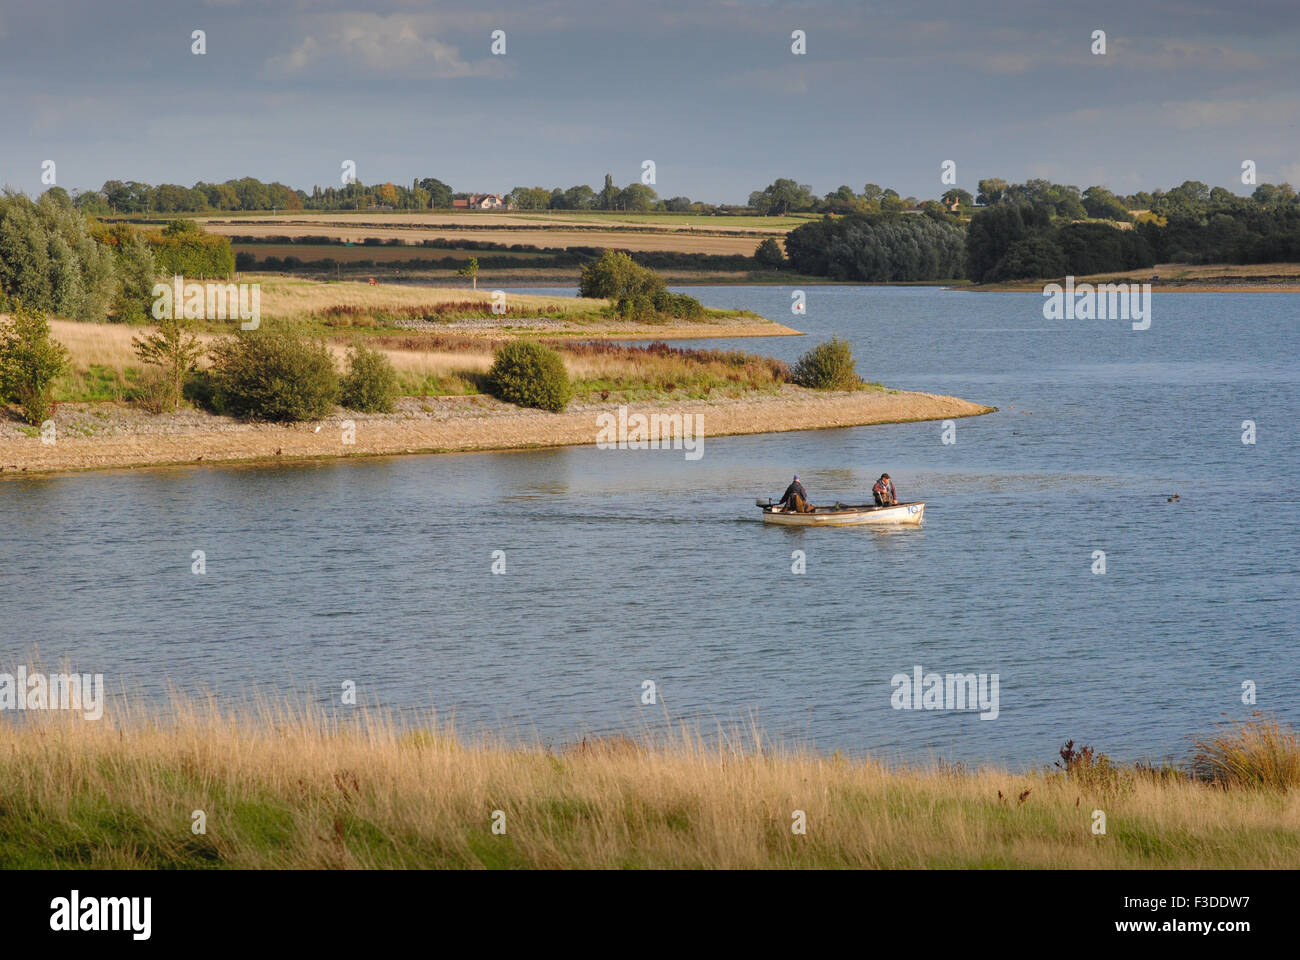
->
xmin=777 ymin=475 xmax=810 ymax=513
xmin=872 ymin=473 xmax=897 ymax=506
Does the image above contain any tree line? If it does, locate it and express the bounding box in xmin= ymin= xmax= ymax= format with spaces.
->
xmin=1 ymin=189 xmax=234 ymax=323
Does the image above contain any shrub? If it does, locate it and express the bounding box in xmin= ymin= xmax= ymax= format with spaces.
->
xmin=208 ymin=326 xmax=339 ymax=422
xmin=616 ymin=294 xmax=658 ymax=322
xmin=0 ymin=299 xmax=69 ymax=424
xmin=486 ymin=339 xmax=572 ymax=412
xmin=578 ymin=250 xmax=664 ymax=300
xmin=132 ymin=315 xmax=206 ymax=412
xmin=148 ymin=222 xmax=235 ymax=278
xmin=651 ymin=290 xmax=705 ymax=320
xmin=132 ymin=366 xmax=174 ymax=415
xmin=341 ymin=344 xmax=400 ymax=413
xmin=792 ymin=336 xmax=859 ymax=390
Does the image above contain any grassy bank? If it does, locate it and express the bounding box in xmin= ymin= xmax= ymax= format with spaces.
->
xmin=42 ymin=320 xmax=796 ymax=406
xmin=1 ymin=699 xmax=1295 ymax=869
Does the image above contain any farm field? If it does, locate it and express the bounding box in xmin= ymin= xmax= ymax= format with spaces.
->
xmin=193 ymin=210 xmax=812 ymax=232
xmin=208 ymin=222 xmax=772 ymax=256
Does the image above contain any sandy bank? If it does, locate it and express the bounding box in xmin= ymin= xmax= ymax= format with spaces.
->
xmin=0 ymin=387 xmax=994 ymax=476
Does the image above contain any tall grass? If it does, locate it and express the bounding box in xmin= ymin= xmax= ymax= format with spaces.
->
xmin=1192 ymin=715 xmax=1300 ymax=789
xmin=1 ymin=694 xmax=1296 ymax=869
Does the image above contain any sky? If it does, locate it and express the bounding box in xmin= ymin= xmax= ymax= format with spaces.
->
xmin=2 ymin=0 xmax=1297 ymax=204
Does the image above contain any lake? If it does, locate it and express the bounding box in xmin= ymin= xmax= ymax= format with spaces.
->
xmin=2 ymin=284 xmax=1296 ymax=768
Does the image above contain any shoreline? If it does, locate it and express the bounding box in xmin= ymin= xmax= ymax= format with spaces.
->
xmin=0 ymin=387 xmax=994 ymax=476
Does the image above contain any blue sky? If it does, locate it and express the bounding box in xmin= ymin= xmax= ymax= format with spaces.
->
xmin=2 ymin=0 xmax=1297 ymax=203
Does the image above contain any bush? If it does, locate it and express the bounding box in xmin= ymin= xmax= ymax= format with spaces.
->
xmin=578 ymin=250 xmax=664 ymax=300
xmin=208 ymin=327 xmax=339 ymax=422
xmin=341 ymin=344 xmax=400 ymax=413
xmin=486 ymin=339 xmax=572 ymax=412
xmin=651 ymin=290 xmax=705 ymax=320
xmin=0 ymin=299 xmax=69 ymax=424
xmin=132 ymin=366 xmax=174 ymax=415
xmin=792 ymin=336 xmax=859 ymax=390
xmin=148 ymin=223 xmax=235 ymax=278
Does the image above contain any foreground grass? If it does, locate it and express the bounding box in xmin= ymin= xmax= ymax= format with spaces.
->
xmin=1 ymin=700 xmax=1296 ymax=869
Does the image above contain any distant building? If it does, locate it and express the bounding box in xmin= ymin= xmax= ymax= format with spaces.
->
xmin=453 ymin=193 xmax=505 ymax=210
xmin=941 ymin=194 xmax=961 ymax=213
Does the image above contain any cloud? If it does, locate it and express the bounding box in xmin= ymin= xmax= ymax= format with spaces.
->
xmin=265 ymin=12 xmax=503 ymax=79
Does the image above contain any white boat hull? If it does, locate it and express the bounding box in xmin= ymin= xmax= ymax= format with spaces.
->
xmin=760 ymin=501 xmax=926 ymax=526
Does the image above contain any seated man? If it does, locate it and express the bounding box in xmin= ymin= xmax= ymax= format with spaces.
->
xmin=777 ymin=474 xmax=811 ymax=513
xmin=872 ymin=473 xmax=897 ymax=506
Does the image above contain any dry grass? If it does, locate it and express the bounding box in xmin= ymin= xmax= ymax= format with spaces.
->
xmin=1 ymin=693 xmax=1296 ymax=869
xmin=43 ymin=317 xmax=791 ymax=404
xmin=1192 ymin=715 xmax=1300 ymax=789
xmin=252 ymin=275 xmax=604 ymax=319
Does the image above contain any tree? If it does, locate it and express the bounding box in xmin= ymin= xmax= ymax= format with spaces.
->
xmin=879 ymin=188 xmax=906 ymax=213
xmin=976 ymin=178 xmax=1008 ymax=206
xmin=823 ymin=185 xmax=861 ymax=214
xmin=754 ymin=238 xmax=786 ymax=268
xmin=988 ymin=235 xmax=1065 ymax=281
xmin=598 ymin=174 xmax=617 ymax=210
xmin=457 ymin=256 xmax=480 ymax=290
xmin=618 ymin=183 xmax=658 ymax=212
xmin=860 ymin=184 xmax=884 ymax=211
xmin=563 ymin=185 xmax=597 ymax=210
xmin=748 ymin=179 xmax=817 ymax=215
xmin=1081 ymin=186 xmax=1131 ymax=221
xmin=132 ymin=314 xmax=206 ymax=411
xmin=965 ymin=203 xmax=1031 ymax=282
xmin=0 ymin=190 xmax=116 ymax=322
xmin=417 ymin=178 xmax=454 ymax=209
xmin=0 ymin=299 xmax=69 ymax=425
xmin=508 ymin=186 xmax=552 ymax=210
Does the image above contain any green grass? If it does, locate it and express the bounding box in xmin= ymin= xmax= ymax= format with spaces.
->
xmin=54 ymin=364 xmax=139 ymax=403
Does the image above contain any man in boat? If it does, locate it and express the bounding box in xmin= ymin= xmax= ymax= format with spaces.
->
xmin=776 ymin=475 xmax=811 ymax=513
xmin=872 ymin=473 xmax=897 ymax=506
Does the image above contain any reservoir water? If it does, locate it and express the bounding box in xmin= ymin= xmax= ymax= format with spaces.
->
xmin=2 ymin=285 xmax=1296 ymax=767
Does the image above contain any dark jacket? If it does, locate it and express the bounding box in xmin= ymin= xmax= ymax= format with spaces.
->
xmin=872 ymin=478 xmax=896 ymax=504
xmin=778 ymin=480 xmax=807 ymax=507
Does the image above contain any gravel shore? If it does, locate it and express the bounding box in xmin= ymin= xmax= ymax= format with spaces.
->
xmin=0 ymin=388 xmax=994 ymax=475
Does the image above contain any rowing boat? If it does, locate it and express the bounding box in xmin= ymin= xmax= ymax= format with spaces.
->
xmin=755 ymin=499 xmax=926 ymax=526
